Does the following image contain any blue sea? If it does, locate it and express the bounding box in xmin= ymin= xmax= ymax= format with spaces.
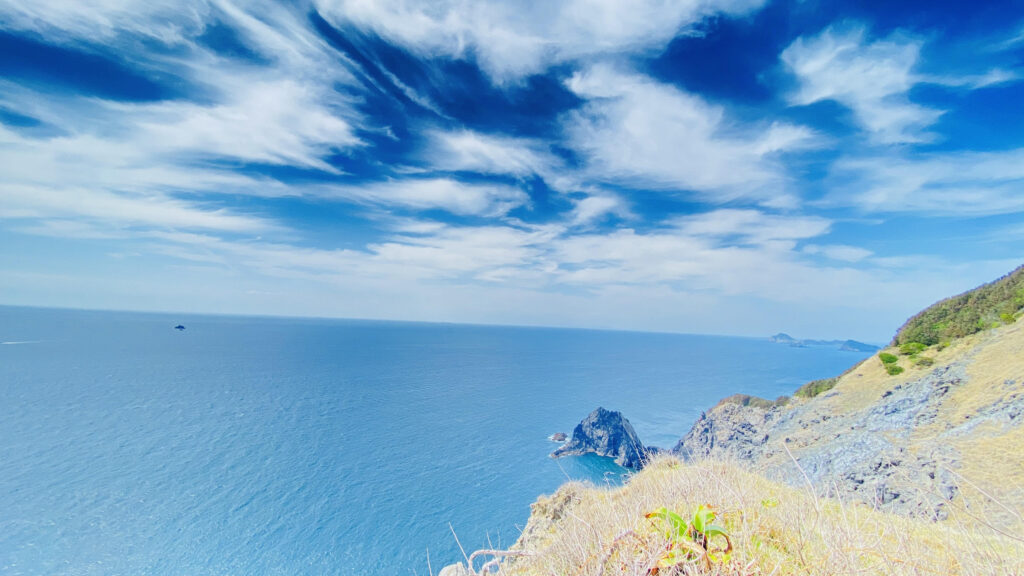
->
xmin=0 ymin=307 xmax=870 ymax=575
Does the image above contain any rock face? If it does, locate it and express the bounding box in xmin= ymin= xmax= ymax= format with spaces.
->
xmin=551 ymin=432 xmax=567 ymax=442
xmin=552 ymin=407 xmax=649 ymax=469
xmin=670 ymin=353 xmax=1021 ymax=521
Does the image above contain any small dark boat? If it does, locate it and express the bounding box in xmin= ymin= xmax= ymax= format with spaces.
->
xmin=174 ymin=325 xmax=186 ymax=331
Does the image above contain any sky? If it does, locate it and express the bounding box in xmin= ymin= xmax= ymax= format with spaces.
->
xmin=1 ymin=0 xmax=1023 ymax=341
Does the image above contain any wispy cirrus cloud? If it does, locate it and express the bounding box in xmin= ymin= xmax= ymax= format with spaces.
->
xmin=563 ymin=64 xmax=816 ymax=202
xmin=321 ymin=178 xmax=531 ymax=217
xmin=313 ymin=0 xmax=767 ymax=82
xmin=781 ymin=24 xmax=1018 ymax=144
xmin=781 ymin=25 xmax=940 ymax=144
xmin=422 ymin=129 xmax=562 ymax=180
xmin=826 ymin=148 xmax=1024 ymax=216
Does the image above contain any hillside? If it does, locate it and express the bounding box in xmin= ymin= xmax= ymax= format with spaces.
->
xmin=491 ymin=459 xmax=1024 ymax=576
xmin=674 ymin=317 xmax=1024 ymax=527
xmin=894 ymin=264 xmax=1024 ymax=346
xmin=439 ymin=267 xmax=1024 ymax=575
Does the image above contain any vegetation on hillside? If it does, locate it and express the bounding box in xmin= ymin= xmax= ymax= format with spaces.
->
xmin=894 ymin=265 xmax=1024 ymax=346
xmin=715 ymin=393 xmax=788 ymax=410
xmin=793 ymin=377 xmax=837 ymax=399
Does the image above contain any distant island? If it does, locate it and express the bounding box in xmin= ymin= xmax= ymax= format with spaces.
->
xmin=768 ymin=332 xmax=878 ymax=352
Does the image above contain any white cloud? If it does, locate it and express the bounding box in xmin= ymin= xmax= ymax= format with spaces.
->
xmin=0 ymin=1 xmax=366 ymax=242
xmin=781 ymin=25 xmax=941 ymax=144
xmin=672 ymin=209 xmax=831 ymax=243
xmin=1 ymin=183 xmax=272 ymax=233
xmin=136 ymin=78 xmax=359 ymax=171
xmin=0 ymin=0 xmax=364 ymax=170
xmin=782 ymin=25 xmax=1021 ymax=145
xmin=922 ymin=69 xmax=1019 ymax=89
xmin=802 ymin=244 xmax=873 ymax=262
xmin=323 ymin=178 xmax=530 ymax=217
xmin=827 ymin=148 xmax=1024 ymax=216
xmin=563 ymin=65 xmax=816 ymax=200
xmin=569 ymin=194 xmax=631 ymax=226
xmin=313 ymin=0 xmax=766 ymax=82
xmin=423 ymin=129 xmax=560 ymax=179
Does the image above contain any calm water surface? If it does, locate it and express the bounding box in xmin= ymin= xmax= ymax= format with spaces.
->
xmin=0 ymin=307 xmax=870 ymax=575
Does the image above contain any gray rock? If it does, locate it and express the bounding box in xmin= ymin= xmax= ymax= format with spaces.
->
xmin=552 ymin=407 xmax=649 ymax=469
xmin=672 ymin=401 xmax=776 ymax=461
xmin=438 ymin=563 xmax=470 ymax=576
xmin=670 ymin=359 xmax=988 ymax=520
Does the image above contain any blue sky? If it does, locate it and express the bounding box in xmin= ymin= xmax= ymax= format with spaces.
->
xmin=1 ymin=0 xmax=1022 ymax=341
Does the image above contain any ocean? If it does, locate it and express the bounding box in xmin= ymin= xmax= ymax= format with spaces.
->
xmin=0 ymin=306 xmax=871 ymax=575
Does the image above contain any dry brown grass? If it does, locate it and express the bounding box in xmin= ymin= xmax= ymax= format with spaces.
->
xmin=471 ymin=457 xmax=1024 ymax=576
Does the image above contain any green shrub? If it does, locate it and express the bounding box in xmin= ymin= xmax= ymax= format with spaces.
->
xmin=717 ymin=394 xmax=784 ymax=410
xmin=894 ymin=265 xmax=1024 ymax=345
xmin=886 ymin=364 xmax=905 ymax=376
xmin=879 ymin=352 xmax=899 ymax=364
xmin=795 ymin=377 xmax=838 ymax=399
xmin=899 ymin=342 xmax=927 ymax=356
xmin=914 ymin=356 xmax=935 ymax=367
xmin=1000 ymin=312 xmax=1017 ymax=324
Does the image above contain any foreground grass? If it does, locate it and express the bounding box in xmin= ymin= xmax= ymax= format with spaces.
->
xmin=464 ymin=457 xmax=1023 ymax=576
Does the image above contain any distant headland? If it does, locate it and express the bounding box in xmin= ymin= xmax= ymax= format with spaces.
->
xmin=768 ymin=332 xmax=879 ymax=352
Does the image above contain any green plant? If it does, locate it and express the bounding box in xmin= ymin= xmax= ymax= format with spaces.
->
xmin=899 ymin=342 xmax=927 ymax=356
xmin=795 ymin=377 xmax=838 ymax=399
xmin=879 ymin=352 xmax=899 ymax=364
xmin=1001 ymin=312 xmax=1017 ymax=324
xmin=716 ymin=394 xmax=786 ymax=410
xmin=914 ymin=356 xmax=935 ymax=367
xmin=646 ymin=505 xmax=732 ymax=572
xmin=886 ymin=364 xmax=905 ymax=376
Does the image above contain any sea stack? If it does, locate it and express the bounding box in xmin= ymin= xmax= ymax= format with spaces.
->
xmin=552 ymin=407 xmax=649 ymax=469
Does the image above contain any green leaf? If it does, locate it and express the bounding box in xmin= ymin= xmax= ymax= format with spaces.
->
xmin=704 ymin=524 xmax=729 ymax=538
xmin=691 ymin=505 xmax=716 ymax=536
xmin=646 ymin=507 xmax=687 ymax=540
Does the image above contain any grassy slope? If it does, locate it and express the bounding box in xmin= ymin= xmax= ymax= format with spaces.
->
xmin=496 ymin=458 xmax=1024 ymax=576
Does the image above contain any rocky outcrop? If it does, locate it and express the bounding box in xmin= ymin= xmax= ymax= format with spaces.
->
xmin=670 ymin=358 xmax=998 ymax=520
xmin=552 ymin=407 xmax=650 ymax=469
xmin=673 ymin=399 xmax=778 ymax=461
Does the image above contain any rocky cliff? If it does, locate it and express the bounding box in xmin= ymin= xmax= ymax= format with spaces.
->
xmin=674 ymin=319 xmax=1024 ymax=523
xmin=552 ymin=407 xmax=651 ymax=469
